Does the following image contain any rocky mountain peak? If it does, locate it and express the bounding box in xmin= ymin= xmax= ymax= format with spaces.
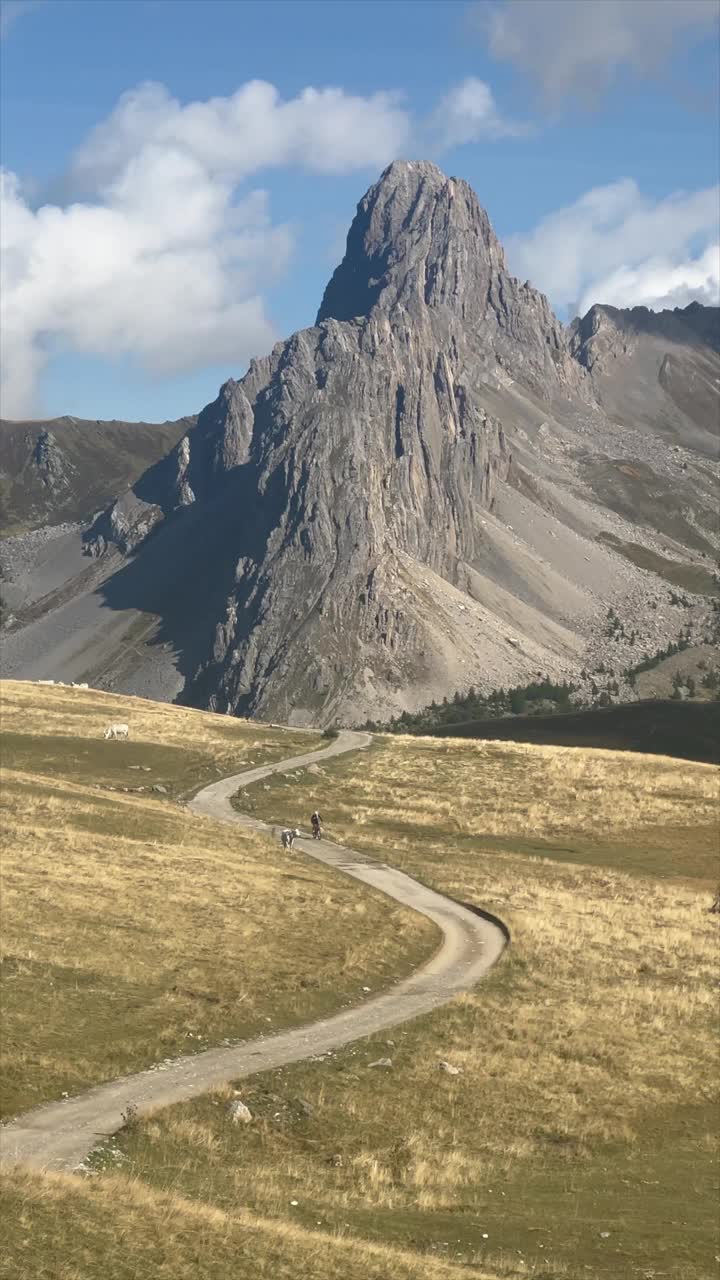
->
xmin=316 ymin=159 xmax=581 ymax=400
xmin=33 ymin=162 xmax=714 ymax=728
xmin=316 ymin=159 xmax=505 ymax=326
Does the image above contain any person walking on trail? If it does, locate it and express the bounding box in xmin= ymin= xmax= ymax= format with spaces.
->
xmin=311 ymin=811 xmax=322 ymax=840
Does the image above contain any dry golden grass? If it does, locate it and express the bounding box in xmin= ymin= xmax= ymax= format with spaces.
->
xmin=342 ymin=734 xmax=719 ymax=840
xmin=108 ymin=733 xmax=719 ymax=1278
xmin=0 ymin=684 xmax=435 ymax=1116
xmin=0 ymin=678 xmax=276 ymax=746
xmin=0 ymin=1166 xmax=514 ymax=1280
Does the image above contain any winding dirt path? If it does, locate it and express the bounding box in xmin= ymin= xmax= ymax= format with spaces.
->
xmin=0 ymin=730 xmax=507 ymax=1173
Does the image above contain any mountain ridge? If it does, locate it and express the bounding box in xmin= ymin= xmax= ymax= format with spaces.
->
xmin=1 ymin=161 xmax=718 ymax=725
xmin=0 ymin=414 xmax=194 ymax=538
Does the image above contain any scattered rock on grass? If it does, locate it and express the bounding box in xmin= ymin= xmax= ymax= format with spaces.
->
xmin=368 ymin=1057 xmax=393 ymax=1069
xmin=438 ymin=1060 xmax=463 ymax=1075
xmin=228 ymin=1100 xmax=253 ymax=1124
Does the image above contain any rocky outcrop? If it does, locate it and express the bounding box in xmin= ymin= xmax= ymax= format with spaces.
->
xmin=32 ymin=430 xmax=75 ymax=492
xmin=569 ymin=301 xmax=720 ymax=453
xmin=5 ymin=163 xmax=718 ymax=723
xmin=569 ymin=301 xmax=720 ymax=371
xmin=83 ymin=381 xmax=254 ymax=554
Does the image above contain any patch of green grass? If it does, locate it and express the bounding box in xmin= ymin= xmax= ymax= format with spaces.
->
xmin=597 ymin=532 xmax=720 ymax=596
xmin=2 ymin=726 xmax=322 ymax=802
xmin=112 ymin=1052 xmax=717 ymax=1280
xmin=473 ymin=824 xmax=720 ymax=882
xmin=0 ymin=415 xmax=192 ymax=537
xmin=0 ymin=1168 xmax=473 ymax=1280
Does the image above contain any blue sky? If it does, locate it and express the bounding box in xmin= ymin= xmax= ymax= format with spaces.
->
xmin=1 ymin=0 xmax=718 ymax=422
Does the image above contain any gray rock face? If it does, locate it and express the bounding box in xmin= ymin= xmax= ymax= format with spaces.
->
xmin=4 ymin=162 xmax=718 ymax=722
xmin=318 ymin=161 xmax=583 ymax=400
xmin=32 ymin=430 xmax=75 ymax=492
xmin=83 ymin=380 xmax=255 ymax=555
xmin=192 ymin=162 xmax=577 ymax=719
xmin=570 ymin=301 xmax=720 ymax=371
xmin=569 ymin=302 xmax=720 ymax=454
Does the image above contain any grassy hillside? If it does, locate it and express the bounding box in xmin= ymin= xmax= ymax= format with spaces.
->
xmin=430 ymin=698 xmax=720 ymax=764
xmin=90 ymin=734 xmax=718 ymax=1280
xmin=0 ymin=1169 xmax=477 ymax=1280
xmin=0 ymin=415 xmax=192 ymax=535
xmin=3 ymin=714 xmax=717 ymax=1278
xmin=0 ymin=682 xmax=434 ymax=1117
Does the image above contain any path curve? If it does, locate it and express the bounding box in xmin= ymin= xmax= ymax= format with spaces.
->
xmin=0 ymin=729 xmax=507 ymax=1173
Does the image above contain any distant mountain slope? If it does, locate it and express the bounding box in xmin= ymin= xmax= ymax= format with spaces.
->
xmin=569 ymin=301 xmax=719 ymax=457
xmin=430 ymin=700 xmax=720 ymax=766
xmin=1 ymin=162 xmax=718 ymax=725
xmin=0 ymin=415 xmax=194 ymax=536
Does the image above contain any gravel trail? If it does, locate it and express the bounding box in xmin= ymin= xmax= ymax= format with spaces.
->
xmin=0 ymin=730 xmax=507 ymax=1172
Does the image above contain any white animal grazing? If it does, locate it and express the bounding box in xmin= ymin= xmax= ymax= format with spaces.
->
xmin=281 ymin=828 xmax=300 ymax=850
xmin=37 ymin=679 xmax=55 ymax=686
xmin=104 ymin=723 xmax=129 ymax=740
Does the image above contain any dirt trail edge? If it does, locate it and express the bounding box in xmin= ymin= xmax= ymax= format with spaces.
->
xmin=1 ymin=729 xmax=507 ymax=1173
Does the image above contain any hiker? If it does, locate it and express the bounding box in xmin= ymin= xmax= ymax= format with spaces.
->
xmin=311 ymin=810 xmax=322 ymax=840
xmin=281 ymin=828 xmax=300 ymax=851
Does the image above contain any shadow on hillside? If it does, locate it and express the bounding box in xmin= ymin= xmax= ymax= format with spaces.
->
xmin=432 ymin=700 xmax=720 ymax=765
xmin=91 ymin=466 xmax=285 ymax=704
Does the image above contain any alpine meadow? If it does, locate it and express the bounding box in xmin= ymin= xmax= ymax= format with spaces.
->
xmin=1 ymin=2 xmax=719 ymax=1278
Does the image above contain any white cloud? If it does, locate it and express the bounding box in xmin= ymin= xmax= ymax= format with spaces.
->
xmin=70 ymin=80 xmax=411 ymax=191
xmin=0 ymin=79 xmax=412 ymax=418
xmin=0 ymin=0 xmax=44 ymax=40
xmin=481 ymin=0 xmax=719 ymax=107
xmin=0 ymin=167 xmax=290 ymax=419
xmin=576 ymin=243 xmax=720 ymax=314
xmin=430 ymin=76 xmax=528 ymax=147
xmin=506 ymin=179 xmax=720 ymax=317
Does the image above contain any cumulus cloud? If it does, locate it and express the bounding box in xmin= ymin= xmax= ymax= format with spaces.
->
xmin=480 ymin=0 xmax=719 ymax=108
xmin=69 ymin=80 xmax=410 ymax=191
xmin=0 ymin=79 xmax=412 ymax=418
xmin=429 ymin=76 xmax=528 ymax=147
xmin=1 ymin=169 xmax=293 ymax=418
xmin=576 ymin=243 xmax=720 ymax=316
xmin=506 ymin=179 xmax=720 ymax=317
